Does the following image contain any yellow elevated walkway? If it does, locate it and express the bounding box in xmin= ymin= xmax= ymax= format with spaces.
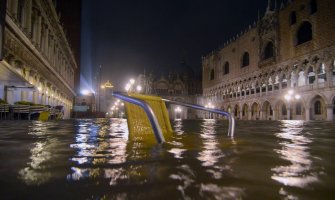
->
xmin=124 ymin=93 xmax=173 ymax=144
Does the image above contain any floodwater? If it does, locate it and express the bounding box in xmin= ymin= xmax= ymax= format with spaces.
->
xmin=0 ymin=119 xmax=334 ymax=200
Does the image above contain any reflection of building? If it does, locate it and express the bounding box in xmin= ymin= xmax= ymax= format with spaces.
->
xmin=202 ymin=0 xmax=335 ymax=121
xmin=0 ymin=0 xmax=79 ymax=118
xmin=136 ymin=61 xmax=202 ymax=119
xmin=99 ymin=80 xmax=114 ymax=113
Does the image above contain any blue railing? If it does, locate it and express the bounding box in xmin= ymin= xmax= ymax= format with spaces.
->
xmin=162 ymin=99 xmax=235 ymax=137
xmin=112 ymin=92 xmax=235 ymax=144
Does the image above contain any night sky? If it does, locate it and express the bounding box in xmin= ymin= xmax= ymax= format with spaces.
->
xmin=81 ymin=0 xmax=269 ymax=90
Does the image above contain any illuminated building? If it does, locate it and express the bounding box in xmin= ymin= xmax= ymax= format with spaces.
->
xmin=0 ymin=0 xmax=78 ymax=118
xmin=202 ymin=0 xmax=335 ymax=120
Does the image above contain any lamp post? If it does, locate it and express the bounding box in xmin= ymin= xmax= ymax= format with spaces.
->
xmin=205 ymin=102 xmax=214 ymax=119
xmin=174 ymin=106 xmax=182 ymax=119
xmin=284 ymin=89 xmax=301 ymax=120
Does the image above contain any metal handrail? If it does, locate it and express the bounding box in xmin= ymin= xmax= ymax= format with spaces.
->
xmin=112 ymin=92 xmax=236 ymax=144
xmin=112 ymin=92 xmax=165 ymax=143
xmin=162 ymin=99 xmax=235 ymax=137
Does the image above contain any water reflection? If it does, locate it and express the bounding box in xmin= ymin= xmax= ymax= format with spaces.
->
xmin=197 ymin=119 xmax=229 ymax=180
xmin=68 ymin=118 xmax=128 ymax=182
xmin=272 ymin=120 xmax=319 ymax=191
xmin=19 ymin=121 xmax=59 ymax=185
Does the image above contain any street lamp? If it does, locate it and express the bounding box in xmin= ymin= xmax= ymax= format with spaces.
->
xmin=136 ymin=85 xmax=142 ymax=92
xmin=284 ymin=89 xmax=301 ymax=120
xmin=205 ymin=102 xmax=215 ymax=119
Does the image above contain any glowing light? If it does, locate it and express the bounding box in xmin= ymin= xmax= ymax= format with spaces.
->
xmin=81 ymin=89 xmax=90 ymax=95
xmin=101 ymin=85 xmax=105 ymax=89
xmin=136 ymin=85 xmax=142 ymax=92
xmin=295 ymin=94 xmax=301 ymax=100
xmin=175 ymin=106 xmax=182 ymax=113
xmin=125 ymin=83 xmax=131 ymax=91
xmin=288 ymin=90 xmax=294 ymax=95
xmin=130 ymin=79 xmax=135 ymax=84
xmin=37 ymin=86 xmax=42 ymax=92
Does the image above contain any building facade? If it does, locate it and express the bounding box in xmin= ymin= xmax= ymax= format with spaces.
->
xmin=202 ymin=0 xmax=335 ymax=121
xmin=0 ymin=0 xmax=78 ymax=118
xmin=136 ymin=65 xmax=202 ymax=119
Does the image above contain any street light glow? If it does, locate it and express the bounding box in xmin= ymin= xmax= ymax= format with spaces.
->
xmin=81 ymin=89 xmax=90 ymax=95
xmin=130 ymin=79 xmax=135 ymax=84
xmin=136 ymin=85 xmax=142 ymax=92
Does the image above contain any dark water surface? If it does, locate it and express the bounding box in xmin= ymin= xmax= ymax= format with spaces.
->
xmin=0 ymin=119 xmax=334 ymax=200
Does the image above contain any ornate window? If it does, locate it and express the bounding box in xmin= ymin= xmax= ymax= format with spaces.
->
xmin=224 ymin=62 xmax=229 ymax=75
xmin=241 ymin=52 xmax=249 ymax=68
xmin=297 ymin=22 xmax=312 ymax=45
xmin=314 ymin=100 xmax=321 ymax=115
xmin=264 ymin=42 xmax=274 ymax=60
xmin=209 ymin=69 xmax=215 ymax=80
xmin=290 ymin=11 xmax=297 ymax=25
xmin=310 ymin=0 xmax=317 ymax=14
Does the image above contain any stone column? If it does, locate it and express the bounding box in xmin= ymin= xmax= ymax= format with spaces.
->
xmin=6 ymin=88 xmax=14 ymax=105
xmin=44 ymin=28 xmax=49 ymax=54
xmin=248 ymin=108 xmax=252 ymax=120
xmin=272 ymin=109 xmax=276 ymax=120
xmin=305 ymin=107 xmax=310 ymax=121
xmin=25 ymin=0 xmax=32 ymax=33
xmin=326 ymin=104 xmax=334 ymax=121
xmin=32 ymin=91 xmax=38 ymax=104
xmin=265 ymin=84 xmax=268 ymax=96
xmin=11 ymin=0 xmax=18 ymax=16
xmin=287 ymin=104 xmax=291 ymax=120
xmin=21 ymin=90 xmax=28 ymax=101
xmin=36 ymin=15 xmax=42 ymax=47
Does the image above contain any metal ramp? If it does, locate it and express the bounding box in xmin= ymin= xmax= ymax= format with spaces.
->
xmin=112 ymin=92 xmax=235 ymax=144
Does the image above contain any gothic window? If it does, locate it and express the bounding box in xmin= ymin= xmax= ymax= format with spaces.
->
xmin=264 ymin=42 xmax=274 ymax=60
xmin=296 ymin=103 xmax=302 ymax=115
xmin=297 ymin=21 xmax=312 ymax=45
xmin=209 ymin=69 xmax=215 ymax=80
xmin=290 ymin=11 xmax=297 ymax=25
xmin=224 ymin=62 xmax=229 ymax=75
xmin=310 ymin=0 xmax=317 ymax=14
xmin=314 ymin=100 xmax=321 ymax=115
xmin=241 ymin=52 xmax=249 ymax=68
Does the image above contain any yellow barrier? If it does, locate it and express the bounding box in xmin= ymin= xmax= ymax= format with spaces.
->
xmin=38 ymin=111 xmax=50 ymax=121
xmin=124 ymin=93 xmax=173 ymax=144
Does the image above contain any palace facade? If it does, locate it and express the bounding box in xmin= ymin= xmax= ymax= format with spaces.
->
xmin=136 ymin=63 xmax=202 ymax=119
xmin=0 ymin=0 xmax=78 ymax=118
xmin=202 ymin=0 xmax=335 ymax=121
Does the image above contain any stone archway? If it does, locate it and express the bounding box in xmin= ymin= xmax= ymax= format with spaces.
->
xmin=251 ymin=102 xmax=260 ymax=120
xmin=261 ymin=101 xmax=273 ymax=120
xmin=234 ymin=104 xmax=240 ymax=119
xmin=276 ymin=100 xmax=287 ymax=120
xmin=292 ymin=100 xmax=305 ymax=120
xmin=242 ymin=104 xmax=248 ymax=120
xmin=309 ymin=95 xmax=327 ymax=120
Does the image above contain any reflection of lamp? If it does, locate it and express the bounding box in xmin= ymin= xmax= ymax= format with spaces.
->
xmin=205 ymin=102 xmax=215 ymax=119
xmin=284 ymin=90 xmax=301 ymax=120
